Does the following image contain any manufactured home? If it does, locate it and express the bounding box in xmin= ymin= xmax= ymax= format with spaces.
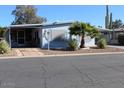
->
xmin=7 ymin=22 xmax=96 ymax=49
xmin=100 ymin=28 xmax=124 ymax=44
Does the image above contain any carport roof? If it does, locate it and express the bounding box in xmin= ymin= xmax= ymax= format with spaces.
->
xmin=99 ymin=28 xmax=124 ymax=32
xmin=10 ymin=23 xmax=42 ymax=28
xmin=9 ymin=22 xmax=73 ymax=28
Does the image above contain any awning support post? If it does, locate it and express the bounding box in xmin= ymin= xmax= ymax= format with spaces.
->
xmin=8 ymin=28 xmax=11 ymax=48
xmin=47 ymin=30 xmax=50 ymax=50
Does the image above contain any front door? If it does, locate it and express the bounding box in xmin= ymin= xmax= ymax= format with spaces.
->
xmin=17 ymin=30 xmax=25 ymax=46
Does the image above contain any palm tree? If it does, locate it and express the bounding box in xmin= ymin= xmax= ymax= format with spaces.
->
xmin=69 ymin=21 xmax=99 ymax=48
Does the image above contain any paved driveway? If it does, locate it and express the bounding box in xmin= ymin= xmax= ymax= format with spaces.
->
xmin=14 ymin=48 xmax=44 ymax=56
xmin=0 ymin=54 xmax=124 ymax=87
xmin=108 ymin=45 xmax=124 ymax=49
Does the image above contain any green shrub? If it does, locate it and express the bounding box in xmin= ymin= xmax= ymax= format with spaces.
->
xmin=118 ymin=33 xmax=124 ymax=45
xmin=0 ymin=40 xmax=10 ymax=54
xmin=97 ymin=38 xmax=107 ymax=49
xmin=68 ymin=39 xmax=78 ymax=51
xmin=0 ymin=27 xmax=6 ymax=38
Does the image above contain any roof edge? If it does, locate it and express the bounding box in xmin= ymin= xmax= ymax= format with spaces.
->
xmin=9 ymin=21 xmax=73 ymax=28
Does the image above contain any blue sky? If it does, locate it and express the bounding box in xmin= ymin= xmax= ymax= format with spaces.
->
xmin=0 ymin=5 xmax=124 ymax=28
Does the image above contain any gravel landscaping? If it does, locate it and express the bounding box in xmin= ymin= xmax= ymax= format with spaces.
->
xmin=0 ymin=49 xmax=17 ymax=57
xmin=40 ymin=47 xmax=124 ymax=55
xmin=1 ymin=47 xmax=124 ymax=57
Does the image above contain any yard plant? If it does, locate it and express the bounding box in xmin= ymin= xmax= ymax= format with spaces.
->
xmin=97 ymin=37 xmax=107 ymax=49
xmin=68 ymin=39 xmax=78 ymax=51
xmin=118 ymin=33 xmax=124 ymax=45
xmin=0 ymin=40 xmax=10 ymax=54
xmin=0 ymin=27 xmax=6 ymax=38
xmin=69 ymin=21 xmax=99 ymax=48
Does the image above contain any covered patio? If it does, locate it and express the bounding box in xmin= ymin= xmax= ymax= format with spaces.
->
xmin=8 ymin=22 xmax=72 ymax=49
xmin=100 ymin=28 xmax=124 ymax=44
xmin=8 ymin=24 xmax=42 ymax=48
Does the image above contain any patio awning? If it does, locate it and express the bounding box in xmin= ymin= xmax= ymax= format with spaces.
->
xmin=10 ymin=24 xmax=42 ymax=28
xmin=9 ymin=22 xmax=73 ymax=29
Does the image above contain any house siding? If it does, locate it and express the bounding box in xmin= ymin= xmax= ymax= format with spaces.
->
xmin=41 ymin=26 xmax=95 ymax=49
xmin=41 ymin=26 xmax=70 ymax=49
xmin=71 ymin=35 xmax=95 ymax=47
xmin=9 ymin=22 xmax=96 ymax=49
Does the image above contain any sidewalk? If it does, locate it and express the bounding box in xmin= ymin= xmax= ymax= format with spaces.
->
xmin=40 ymin=47 xmax=124 ymax=55
xmin=1 ymin=51 xmax=124 ymax=59
xmin=1 ymin=47 xmax=124 ymax=59
xmin=11 ymin=47 xmax=124 ymax=57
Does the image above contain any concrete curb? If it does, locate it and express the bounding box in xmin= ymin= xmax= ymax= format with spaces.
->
xmin=0 ymin=52 xmax=124 ymax=59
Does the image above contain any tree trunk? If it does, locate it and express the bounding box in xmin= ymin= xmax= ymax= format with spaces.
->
xmin=80 ymin=35 xmax=85 ymax=48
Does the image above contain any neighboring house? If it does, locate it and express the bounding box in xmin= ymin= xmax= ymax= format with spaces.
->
xmin=99 ymin=28 xmax=124 ymax=44
xmin=7 ymin=22 xmax=96 ymax=49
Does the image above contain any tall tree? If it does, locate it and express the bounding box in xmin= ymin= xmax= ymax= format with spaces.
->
xmin=69 ymin=21 xmax=99 ymax=48
xmin=11 ymin=5 xmax=46 ymax=25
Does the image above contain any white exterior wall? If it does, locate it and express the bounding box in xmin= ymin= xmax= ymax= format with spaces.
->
xmin=84 ymin=36 xmax=95 ymax=47
xmin=41 ymin=26 xmax=70 ymax=49
xmin=73 ymin=35 xmax=95 ymax=47
xmin=39 ymin=26 xmax=95 ymax=49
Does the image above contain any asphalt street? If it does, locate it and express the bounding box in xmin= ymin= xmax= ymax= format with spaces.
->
xmin=0 ymin=54 xmax=124 ymax=87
